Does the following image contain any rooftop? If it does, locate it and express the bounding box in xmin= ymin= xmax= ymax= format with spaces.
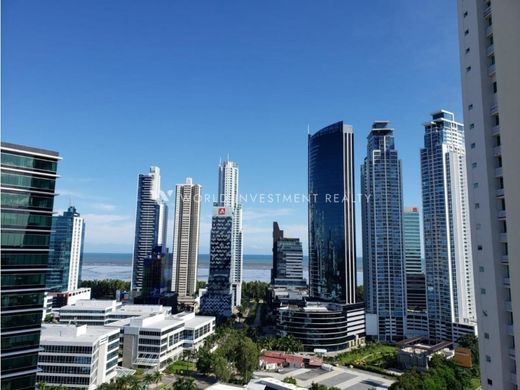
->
xmin=1 ymin=142 xmax=61 ymax=159
xmin=41 ymin=324 xmax=118 ymax=344
xmin=60 ymin=299 xmax=121 ymax=311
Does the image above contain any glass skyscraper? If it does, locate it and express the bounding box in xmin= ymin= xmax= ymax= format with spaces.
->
xmin=131 ymin=166 xmax=168 ymax=292
xmin=1 ymin=142 xmax=60 ymax=390
xmin=421 ymin=110 xmax=476 ymax=342
xmin=200 ymin=206 xmax=234 ymax=318
xmin=271 ymin=222 xmax=305 ymax=287
xmin=361 ymin=121 xmax=406 ymax=341
xmin=403 ymin=207 xmax=422 ymax=274
xmin=308 ymin=121 xmax=357 ymax=304
xmin=47 ymin=206 xmax=85 ymax=292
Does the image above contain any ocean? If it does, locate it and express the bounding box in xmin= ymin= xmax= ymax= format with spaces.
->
xmin=81 ymin=253 xmax=364 ymax=285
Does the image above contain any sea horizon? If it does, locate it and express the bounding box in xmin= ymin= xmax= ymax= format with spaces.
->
xmin=81 ymin=252 xmax=364 ymax=285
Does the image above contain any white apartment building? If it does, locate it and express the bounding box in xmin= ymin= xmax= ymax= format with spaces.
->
xmin=107 ymin=311 xmax=215 ymax=371
xmin=171 ymin=177 xmax=202 ymax=301
xmin=37 ymin=324 xmax=119 ymax=389
xmin=457 ymin=1 xmax=520 ymax=388
xmin=217 ymin=160 xmax=243 ymax=307
xmin=57 ymin=300 xmax=170 ymax=325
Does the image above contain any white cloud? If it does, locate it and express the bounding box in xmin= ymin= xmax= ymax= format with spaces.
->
xmin=91 ymin=203 xmax=117 ymax=211
xmin=82 ymin=213 xmax=135 ymax=252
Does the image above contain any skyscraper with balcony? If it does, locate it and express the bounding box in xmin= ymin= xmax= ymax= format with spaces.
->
xmin=1 ymin=142 xmax=60 ymax=390
xmin=420 ymin=110 xmax=476 ymax=342
xmin=47 ymin=206 xmax=85 ymax=292
xmin=271 ymin=222 xmax=305 ymax=287
xmin=457 ymin=1 xmax=520 ymax=387
xmin=200 ymin=206 xmax=234 ymax=318
xmin=361 ymin=121 xmax=406 ymax=342
xmin=171 ymin=178 xmax=201 ymax=301
xmin=217 ymin=160 xmax=243 ymax=308
xmin=131 ymin=166 xmax=168 ymax=292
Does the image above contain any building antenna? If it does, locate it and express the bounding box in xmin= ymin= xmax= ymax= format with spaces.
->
xmin=227 ymin=153 xmax=230 ymax=161
xmin=307 ymin=124 xmax=310 ymax=135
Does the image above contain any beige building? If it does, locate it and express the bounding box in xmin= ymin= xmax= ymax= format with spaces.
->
xmin=171 ymin=178 xmax=202 ymax=302
xmin=457 ymin=0 xmax=520 ymax=388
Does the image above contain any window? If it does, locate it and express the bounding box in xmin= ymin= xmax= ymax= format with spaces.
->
xmin=487 ymin=379 xmax=493 ymax=385
xmin=475 ymin=203 xmax=480 ymax=209
xmin=481 ymin=288 xmax=486 ymax=294
xmin=470 ymin=123 xmax=475 ymax=129
xmin=474 ymin=182 xmax=479 ymax=188
xmin=471 ymin=142 xmax=476 ymax=149
xmin=484 ymin=332 xmax=489 ymax=339
xmin=465 ymin=47 xmax=470 ymax=54
xmin=478 ymin=245 xmax=483 ymax=250
xmin=468 ymin=104 xmax=473 ymax=110
xmin=466 ymin=66 xmax=472 ymax=72
xmin=486 ymin=355 xmax=491 ymax=362
xmin=464 ymin=11 xmax=468 ymax=17
xmin=465 ymin=29 xmax=469 ymax=35
xmin=493 ymin=81 xmax=497 ymax=93
xmin=479 ymin=266 xmax=484 ymax=272
xmin=472 ymin=162 xmax=477 ymax=168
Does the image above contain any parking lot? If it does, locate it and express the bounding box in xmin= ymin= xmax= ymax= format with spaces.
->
xmin=254 ymin=366 xmax=395 ymax=389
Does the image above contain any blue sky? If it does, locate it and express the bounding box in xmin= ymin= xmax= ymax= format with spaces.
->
xmin=2 ymin=0 xmax=463 ymax=254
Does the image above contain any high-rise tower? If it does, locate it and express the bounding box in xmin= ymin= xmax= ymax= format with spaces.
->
xmin=308 ymin=121 xmax=357 ymax=304
xmin=457 ymin=1 xmax=520 ymax=387
xmin=131 ymin=166 xmax=168 ymax=292
xmin=271 ymin=222 xmax=304 ymax=287
xmin=1 ymin=142 xmax=60 ymax=390
xmin=420 ymin=110 xmax=476 ymax=342
xmin=361 ymin=121 xmax=406 ymax=341
xmin=216 ymin=160 xmax=243 ymax=307
xmin=171 ymin=178 xmax=201 ymax=300
xmin=47 ymin=206 xmax=85 ymax=292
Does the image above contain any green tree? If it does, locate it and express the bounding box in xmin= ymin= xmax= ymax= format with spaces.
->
xmin=235 ymin=337 xmax=259 ymax=382
xmin=152 ymin=370 xmax=163 ymax=385
xmin=196 ymin=347 xmax=213 ymax=374
xmin=212 ymin=354 xmax=232 ymax=383
xmin=282 ymin=377 xmax=297 ymax=385
xmin=143 ymin=373 xmax=155 ymax=387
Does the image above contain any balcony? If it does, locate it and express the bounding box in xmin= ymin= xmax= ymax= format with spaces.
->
xmin=509 ymin=348 xmax=516 ymax=358
xmin=507 ymin=325 xmax=514 ymax=336
xmin=504 ymin=277 xmax=510 ymax=286
xmin=496 ymin=188 xmax=505 ymax=197
xmin=497 ymin=209 xmax=506 ymax=219
xmin=500 ymin=233 xmax=508 ymax=242
xmin=486 ymin=25 xmax=493 ymax=36
xmin=512 ymin=373 xmax=517 ymax=385
xmin=496 ymin=167 xmax=503 ymax=177
xmin=501 ymin=254 xmax=509 ymax=263
xmin=492 ymin=125 xmax=500 ymax=135
xmin=494 ymin=145 xmax=502 ymax=156
xmin=484 ymin=6 xmax=492 ymax=18
xmin=488 ymin=63 xmax=496 ymax=76
xmin=491 ymin=103 xmax=499 ymax=115
xmin=505 ymin=301 xmax=513 ymax=311
xmin=487 ymin=44 xmax=495 ymax=56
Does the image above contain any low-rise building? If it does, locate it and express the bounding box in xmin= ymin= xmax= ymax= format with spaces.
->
xmin=37 ymin=324 xmax=119 ymax=389
xmin=57 ymin=300 xmax=171 ymax=325
xmin=48 ymin=288 xmax=92 ymax=309
xmin=396 ymin=338 xmax=454 ymax=372
xmin=277 ymin=301 xmax=365 ymax=354
xmin=107 ymin=311 xmax=215 ymax=371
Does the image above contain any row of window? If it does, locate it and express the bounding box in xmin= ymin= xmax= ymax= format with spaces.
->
xmin=41 ymin=344 xmax=93 ymax=354
xmin=1 ymin=152 xmax=58 ymax=173
xmin=1 ymin=272 xmax=46 ymax=288
xmin=1 ymin=311 xmax=42 ymax=331
xmin=1 ymin=331 xmax=41 ymax=352
xmin=1 ymin=252 xmax=50 ymax=267
xmin=1 ymin=292 xmax=44 ymax=309
xmin=39 ymin=364 xmax=92 ymax=375
xmin=1 ymin=353 xmax=39 ymax=374
xmin=36 ymin=374 xmax=91 ymax=385
xmin=1 ymin=232 xmax=51 ymax=248
xmin=1 ymin=172 xmax=56 ymax=191
xmin=1 ymin=211 xmax=53 ymax=228
xmin=38 ymin=354 xmax=91 ymax=365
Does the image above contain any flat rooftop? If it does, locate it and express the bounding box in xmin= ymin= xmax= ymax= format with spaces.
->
xmin=41 ymin=324 xmax=118 ymax=344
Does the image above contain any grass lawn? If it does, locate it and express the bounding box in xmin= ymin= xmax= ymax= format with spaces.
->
xmin=469 ymin=377 xmax=481 ymax=389
xmin=164 ymin=360 xmax=196 ymax=375
xmin=331 ymin=343 xmax=398 ymax=367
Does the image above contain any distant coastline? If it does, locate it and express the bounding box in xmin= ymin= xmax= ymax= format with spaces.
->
xmin=81 ymin=252 xmax=364 ymax=285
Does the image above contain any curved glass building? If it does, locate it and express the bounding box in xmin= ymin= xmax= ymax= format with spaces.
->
xmin=308 ymin=122 xmax=357 ymax=304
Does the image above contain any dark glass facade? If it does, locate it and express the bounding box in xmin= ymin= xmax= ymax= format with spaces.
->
xmin=200 ymin=207 xmax=233 ymax=318
xmin=1 ymin=142 xmax=60 ymax=390
xmin=308 ymin=122 xmax=357 ymax=304
xmin=271 ymin=222 xmax=304 ymax=286
xmin=139 ymin=245 xmax=172 ymax=304
xmin=361 ymin=122 xmax=406 ymax=341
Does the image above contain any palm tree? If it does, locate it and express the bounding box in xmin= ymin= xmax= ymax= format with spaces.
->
xmin=172 ymin=377 xmax=196 ymax=390
xmin=143 ymin=373 xmax=155 ymax=387
xmin=152 ymin=370 xmax=163 ymax=385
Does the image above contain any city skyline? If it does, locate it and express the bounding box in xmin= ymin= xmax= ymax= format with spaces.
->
xmin=3 ymin=0 xmax=463 ymax=255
